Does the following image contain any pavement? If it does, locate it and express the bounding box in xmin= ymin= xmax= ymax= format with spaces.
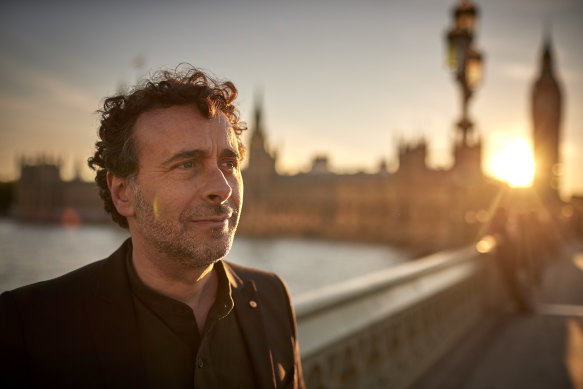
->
xmin=413 ymin=239 xmax=583 ymax=389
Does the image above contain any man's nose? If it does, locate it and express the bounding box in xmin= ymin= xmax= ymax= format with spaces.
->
xmin=202 ymin=167 xmax=232 ymax=204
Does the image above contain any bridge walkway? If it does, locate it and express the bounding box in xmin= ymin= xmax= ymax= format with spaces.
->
xmin=413 ymin=240 xmax=583 ymax=389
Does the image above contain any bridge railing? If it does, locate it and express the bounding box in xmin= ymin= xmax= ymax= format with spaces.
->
xmin=294 ymin=246 xmax=488 ymax=389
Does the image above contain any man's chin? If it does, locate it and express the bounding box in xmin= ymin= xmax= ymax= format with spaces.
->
xmin=176 ymin=232 xmax=234 ymax=264
xmin=176 ymin=244 xmax=231 ymax=269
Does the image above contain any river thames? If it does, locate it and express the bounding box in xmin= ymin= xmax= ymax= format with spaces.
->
xmin=0 ymin=219 xmax=411 ymax=296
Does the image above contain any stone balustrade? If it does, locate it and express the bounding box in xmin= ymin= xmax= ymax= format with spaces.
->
xmin=294 ymin=246 xmax=487 ymax=389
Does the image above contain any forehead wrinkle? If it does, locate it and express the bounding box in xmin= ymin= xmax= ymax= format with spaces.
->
xmin=133 ymin=107 xmax=238 ymax=169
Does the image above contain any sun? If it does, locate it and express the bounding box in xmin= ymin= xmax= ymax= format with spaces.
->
xmin=490 ymin=139 xmax=535 ymax=187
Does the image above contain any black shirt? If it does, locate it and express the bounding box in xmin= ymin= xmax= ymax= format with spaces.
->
xmin=126 ymin=254 xmax=256 ymax=389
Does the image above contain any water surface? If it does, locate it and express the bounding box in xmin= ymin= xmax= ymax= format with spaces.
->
xmin=0 ymin=220 xmax=411 ymax=296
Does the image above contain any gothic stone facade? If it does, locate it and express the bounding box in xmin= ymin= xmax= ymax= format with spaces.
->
xmin=239 ymin=107 xmax=498 ymax=253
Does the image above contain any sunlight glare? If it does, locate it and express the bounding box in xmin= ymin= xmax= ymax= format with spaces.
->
xmin=490 ymin=139 xmax=535 ymax=187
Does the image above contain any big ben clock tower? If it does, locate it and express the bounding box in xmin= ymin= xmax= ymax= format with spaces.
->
xmin=532 ymin=36 xmax=562 ymax=202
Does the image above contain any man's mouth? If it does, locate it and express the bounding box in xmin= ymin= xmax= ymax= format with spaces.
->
xmin=190 ymin=215 xmax=230 ymax=224
xmin=186 ymin=209 xmax=235 ymax=226
xmin=181 ymin=204 xmax=237 ymax=226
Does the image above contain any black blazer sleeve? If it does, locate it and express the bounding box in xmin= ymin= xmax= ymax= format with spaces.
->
xmin=0 ymin=291 xmax=28 ymax=389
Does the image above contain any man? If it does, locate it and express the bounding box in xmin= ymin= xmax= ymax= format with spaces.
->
xmin=0 ymin=67 xmax=304 ymax=389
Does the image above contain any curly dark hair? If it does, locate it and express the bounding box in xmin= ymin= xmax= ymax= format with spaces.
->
xmin=88 ymin=65 xmax=247 ymax=228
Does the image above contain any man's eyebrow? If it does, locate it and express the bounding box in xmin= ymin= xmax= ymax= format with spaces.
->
xmin=220 ymin=148 xmax=241 ymax=160
xmin=160 ymin=148 xmax=240 ymax=167
xmin=160 ymin=150 xmax=208 ymax=167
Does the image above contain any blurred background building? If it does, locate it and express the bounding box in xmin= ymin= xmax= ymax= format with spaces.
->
xmin=5 ymin=0 xmax=581 ymax=252
xmin=239 ymin=95 xmax=497 ymax=253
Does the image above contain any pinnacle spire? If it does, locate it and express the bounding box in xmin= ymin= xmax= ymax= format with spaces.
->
xmin=253 ymin=89 xmax=264 ymax=135
xmin=541 ymin=26 xmax=554 ymax=75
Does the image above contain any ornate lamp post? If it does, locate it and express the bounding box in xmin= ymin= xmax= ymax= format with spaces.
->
xmin=446 ymin=0 xmax=483 ymax=146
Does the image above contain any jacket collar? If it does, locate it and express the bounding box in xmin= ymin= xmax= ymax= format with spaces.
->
xmin=87 ymin=238 xmax=149 ymax=389
xmin=224 ymin=261 xmax=277 ymax=389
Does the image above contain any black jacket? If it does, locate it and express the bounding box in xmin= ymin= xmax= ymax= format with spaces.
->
xmin=0 ymin=239 xmax=304 ymax=389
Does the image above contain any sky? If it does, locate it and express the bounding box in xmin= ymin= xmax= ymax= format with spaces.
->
xmin=1 ymin=0 xmax=582 ymax=198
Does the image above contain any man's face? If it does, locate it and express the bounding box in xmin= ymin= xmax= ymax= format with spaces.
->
xmin=127 ymin=105 xmax=243 ymax=268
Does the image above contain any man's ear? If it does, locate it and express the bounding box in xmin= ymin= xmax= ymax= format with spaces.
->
xmin=107 ymin=172 xmax=135 ymax=217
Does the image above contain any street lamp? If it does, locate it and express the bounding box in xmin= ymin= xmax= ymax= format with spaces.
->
xmin=446 ymin=0 xmax=483 ymax=146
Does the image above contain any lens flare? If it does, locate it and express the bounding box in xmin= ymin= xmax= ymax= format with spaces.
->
xmin=153 ymin=195 xmax=160 ymax=220
xmin=476 ymin=235 xmax=496 ymax=253
xmin=490 ymin=139 xmax=535 ymax=187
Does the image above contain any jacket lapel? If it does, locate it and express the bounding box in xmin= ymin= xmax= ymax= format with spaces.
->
xmin=228 ymin=268 xmax=277 ymax=389
xmin=86 ymin=239 xmax=148 ymax=389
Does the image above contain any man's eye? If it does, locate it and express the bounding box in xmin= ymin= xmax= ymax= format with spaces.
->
xmin=180 ymin=161 xmax=194 ymax=169
xmin=222 ymin=160 xmax=239 ymax=169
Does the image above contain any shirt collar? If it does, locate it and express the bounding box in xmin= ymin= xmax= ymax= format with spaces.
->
xmin=125 ymin=248 xmax=234 ymax=321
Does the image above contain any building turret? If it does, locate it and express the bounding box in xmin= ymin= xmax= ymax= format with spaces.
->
xmin=397 ymin=139 xmax=428 ymax=176
xmin=243 ymin=93 xmax=278 ymax=196
xmin=532 ymin=35 xmax=562 ymax=200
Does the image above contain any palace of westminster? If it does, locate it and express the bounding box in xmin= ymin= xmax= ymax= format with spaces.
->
xmin=13 ymin=3 xmax=579 ymax=253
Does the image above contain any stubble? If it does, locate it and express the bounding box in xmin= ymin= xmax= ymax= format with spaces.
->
xmin=131 ymin=183 xmax=239 ymax=269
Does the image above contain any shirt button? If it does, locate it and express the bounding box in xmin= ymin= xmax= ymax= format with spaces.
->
xmin=197 ymin=358 xmax=204 ymax=368
xmin=249 ymin=300 xmax=258 ymax=308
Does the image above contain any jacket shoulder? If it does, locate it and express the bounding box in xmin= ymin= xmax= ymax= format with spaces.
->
xmin=7 ymin=238 xmax=130 ymax=299
xmin=223 ymin=260 xmax=295 ymax=333
xmin=7 ymin=259 xmax=105 ymax=298
xmin=223 ymin=261 xmax=291 ymax=297
xmin=0 ymin=239 xmax=132 ymax=388
xmin=223 ymin=260 xmax=283 ymax=283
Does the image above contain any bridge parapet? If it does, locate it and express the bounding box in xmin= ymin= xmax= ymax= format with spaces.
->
xmin=295 ymin=246 xmax=487 ymax=389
